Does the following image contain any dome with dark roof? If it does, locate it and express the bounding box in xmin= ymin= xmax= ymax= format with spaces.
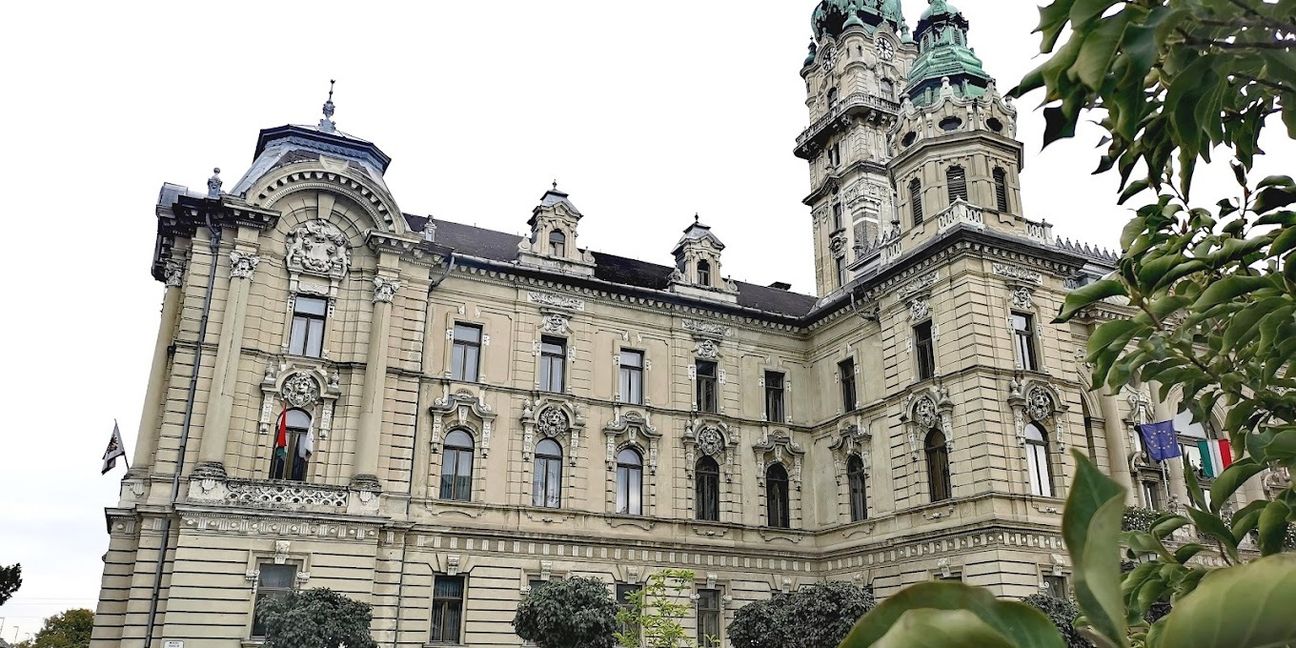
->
xmin=905 ymin=0 xmax=992 ymax=106
xmin=812 ymin=0 xmax=908 ymax=39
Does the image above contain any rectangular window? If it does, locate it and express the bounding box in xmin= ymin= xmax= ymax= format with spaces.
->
xmin=839 ymin=359 xmax=858 ymax=411
xmin=288 ymin=295 xmax=327 ymax=357
xmin=914 ymin=321 xmax=935 ymax=381
xmin=430 ymin=575 xmax=465 ymax=644
xmin=619 ymin=350 xmax=645 ymax=405
xmin=251 ymin=563 xmax=297 ymax=639
xmin=909 ymin=178 xmax=925 ymax=226
xmin=764 ymin=371 xmax=785 ymax=423
xmin=1044 ymin=575 xmax=1068 ymax=599
xmin=1142 ymin=481 xmax=1161 ymax=510
xmin=616 ymin=583 xmax=642 ymax=642
xmin=835 ymin=256 xmax=847 ymax=289
xmin=451 ymin=323 xmax=482 ymax=382
xmin=1012 ymin=313 xmax=1038 ymax=371
xmin=695 ymin=360 xmax=718 ymax=414
xmin=539 ymin=336 xmax=567 ymax=392
xmin=696 ymin=588 xmax=722 ymax=647
xmin=832 ymin=202 xmax=844 ymax=230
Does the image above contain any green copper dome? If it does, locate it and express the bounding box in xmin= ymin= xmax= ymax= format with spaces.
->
xmin=812 ymin=0 xmax=908 ymax=39
xmin=905 ymin=0 xmax=993 ymax=106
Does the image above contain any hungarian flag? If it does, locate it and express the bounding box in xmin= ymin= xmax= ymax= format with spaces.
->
xmin=274 ymin=406 xmax=289 ymax=461
xmin=1198 ymin=439 xmax=1233 ymax=478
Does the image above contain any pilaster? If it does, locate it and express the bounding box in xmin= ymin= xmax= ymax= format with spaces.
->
xmin=353 ymin=251 xmax=401 ymax=490
xmin=130 ymin=259 xmax=187 ymax=474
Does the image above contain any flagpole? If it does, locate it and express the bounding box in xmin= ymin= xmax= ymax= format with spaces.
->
xmin=118 ymin=419 xmax=129 ymax=470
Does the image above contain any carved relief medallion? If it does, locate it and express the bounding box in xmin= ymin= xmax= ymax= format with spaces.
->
xmin=537 ymin=408 xmax=570 ymax=438
xmin=285 ymin=219 xmax=351 ymax=279
xmin=282 ymin=374 xmax=320 ymax=409
xmin=698 ymin=426 xmax=724 ymax=456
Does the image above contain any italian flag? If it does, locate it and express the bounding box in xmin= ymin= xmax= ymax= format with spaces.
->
xmin=1198 ymin=439 xmax=1233 ymax=478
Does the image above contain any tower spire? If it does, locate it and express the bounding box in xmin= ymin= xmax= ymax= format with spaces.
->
xmin=319 ymin=79 xmax=337 ymax=133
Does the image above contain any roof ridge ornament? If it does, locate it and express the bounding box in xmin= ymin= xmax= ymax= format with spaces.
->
xmin=207 ymin=167 xmax=222 ymax=198
xmin=319 ymin=79 xmax=337 ymax=133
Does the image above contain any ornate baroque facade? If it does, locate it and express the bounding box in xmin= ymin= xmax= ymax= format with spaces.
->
xmin=91 ymin=2 xmax=1273 ymax=647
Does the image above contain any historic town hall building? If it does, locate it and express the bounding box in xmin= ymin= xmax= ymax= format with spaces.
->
xmin=90 ymin=1 xmax=1272 ymax=646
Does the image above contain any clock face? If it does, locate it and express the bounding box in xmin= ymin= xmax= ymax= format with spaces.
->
xmin=877 ymin=38 xmax=895 ymax=61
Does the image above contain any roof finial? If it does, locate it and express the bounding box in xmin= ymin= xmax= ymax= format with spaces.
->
xmin=319 ymin=79 xmax=337 ymax=133
xmin=207 ymin=167 xmax=223 ymax=198
xmin=694 ymin=212 xmax=700 ymax=223
xmin=552 ymin=179 xmax=559 ymax=191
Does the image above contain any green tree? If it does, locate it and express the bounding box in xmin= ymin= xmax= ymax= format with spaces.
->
xmin=1022 ymin=594 xmax=1094 ymax=648
xmin=0 ymin=563 xmax=21 ymax=606
xmin=615 ymin=569 xmax=708 ymax=648
xmin=839 ymin=1 xmax=1296 ymax=647
xmin=728 ymin=581 xmax=875 ymax=648
xmin=255 ymin=588 xmax=376 ymax=648
xmin=514 ymin=576 xmax=617 ymax=648
xmin=14 ymin=608 xmax=93 ymax=648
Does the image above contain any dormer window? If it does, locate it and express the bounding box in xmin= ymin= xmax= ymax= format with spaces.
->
xmin=548 ymin=230 xmax=566 ymax=257
xmin=697 ymin=260 xmax=712 ymax=287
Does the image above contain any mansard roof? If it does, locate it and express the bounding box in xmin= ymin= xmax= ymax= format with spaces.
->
xmin=409 ymin=216 xmax=820 ymax=318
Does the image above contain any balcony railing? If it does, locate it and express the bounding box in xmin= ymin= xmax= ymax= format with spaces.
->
xmin=796 ymin=92 xmax=902 ymax=153
xmin=224 ymin=478 xmax=350 ymax=511
xmin=936 ymin=199 xmax=986 ymax=233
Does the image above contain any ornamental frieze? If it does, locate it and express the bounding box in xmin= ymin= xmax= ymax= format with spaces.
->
xmin=895 ymin=271 xmax=939 ymax=300
xmin=992 ymin=262 xmax=1043 ymax=285
xmin=527 ymin=291 xmax=585 ymax=311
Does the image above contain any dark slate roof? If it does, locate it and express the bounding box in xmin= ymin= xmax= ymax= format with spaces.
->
xmin=409 ymin=216 xmax=819 ymax=318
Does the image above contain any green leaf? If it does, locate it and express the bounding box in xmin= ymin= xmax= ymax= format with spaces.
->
xmin=1150 ymin=515 xmax=1189 ymax=540
xmin=1159 ymin=554 xmax=1296 ymax=648
xmin=1190 ymin=276 xmax=1272 ymax=310
xmin=872 ymin=609 xmax=1019 ymax=648
xmin=1258 ymin=500 xmax=1291 ymax=556
xmin=1057 ymin=279 xmax=1127 ymax=322
xmin=1118 ymin=179 xmax=1151 ymax=205
xmin=839 ymin=582 xmax=1065 ymax=648
xmin=1209 ymin=458 xmax=1265 ymax=515
xmin=1172 ymin=543 xmax=1208 ymax=564
xmin=1184 ymin=506 xmax=1239 ymax=563
xmin=1062 ymin=452 xmax=1128 ymax=648
xmin=1255 ymin=186 xmax=1296 ymax=215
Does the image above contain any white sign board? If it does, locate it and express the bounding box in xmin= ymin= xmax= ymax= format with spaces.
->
xmin=164 ymin=641 xmax=184 ymax=648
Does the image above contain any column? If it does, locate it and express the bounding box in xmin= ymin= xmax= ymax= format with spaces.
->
xmin=1099 ymin=392 xmax=1137 ymax=505
xmin=352 ymin=270 xmax=401 ymax=490
xmin=195 ymin=229 xmax=261 ymax=478
xmin=130 ymin=260 xmax=186 ymax=473
xmin=1151 ymin=385 xmax=1189 ymax=508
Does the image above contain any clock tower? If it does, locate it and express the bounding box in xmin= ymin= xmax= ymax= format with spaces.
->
xmin=798 ymin=0 xmax=919 ymax=296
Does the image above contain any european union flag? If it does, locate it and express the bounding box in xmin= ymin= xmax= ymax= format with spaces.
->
xmin=1137 ymin=420 xmax=1182 ymax=462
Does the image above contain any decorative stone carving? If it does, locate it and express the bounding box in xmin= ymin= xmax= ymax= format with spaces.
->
xmin=914 ymin=396 xmax=938 ymax=430
xmin=829 ymin=423 xmax=872 ymax=485
xmin=683 ymin=319 xmax=729 ymax=339
xmin=163 ymin=259 xmax=186 ymax=288
xmin=909 ymin=298 xmax=931 ymax=322
xmin=229 ymin=251 xmax=260 ymax=280
xmin=527 ymin=291 xmax=585 ymax=311
xmin=604 ymin=411 xmax=662 ymax=474
xmin=698 ymin=426 xmax=724 ymax=457
xmin=540 ymin=313 xmax=570 ymax=334
xmin=429 ymin=389 xmax=497 ymax=457
xmin=537 ymin=408 xmax=570 ymax=438
xmin=992 ymin=263 xmax=1043 ymax=285
xmin=753 ymin=432 xmax=807 ymax=486
xmin=896 ymin=271 xmax=940 ymax=300
xmin=1011 ymin=287 xmax=1034 ymax=310
xmin=282 ymin=374 xmax=321 ymax=409
xmin=285 ymin=218 xmax=351 ymax=279
xmin=1026 ymin=386 xmax=1055 ymax=422
xmin=695 ymin=339 xmax=720 ymax=360
xmin=372 ymin=276 xmax=400 ymax=303
xmin=224 ymin=479 xmax=349 ymax=510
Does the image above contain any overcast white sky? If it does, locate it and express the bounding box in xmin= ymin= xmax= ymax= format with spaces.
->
xmin=0 ymin=0 xmax=1291 ymax=641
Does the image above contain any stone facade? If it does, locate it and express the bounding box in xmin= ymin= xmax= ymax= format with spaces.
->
xmin=90 ymin=4 xmax=1268 ymax=648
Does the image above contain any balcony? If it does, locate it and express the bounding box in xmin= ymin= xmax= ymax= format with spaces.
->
xmin=795 ymin=92 xmax=902 ymax=159
xmin=936 ymin=199 xmax=986 ymax=233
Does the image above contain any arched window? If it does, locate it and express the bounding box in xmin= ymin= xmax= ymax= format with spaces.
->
xmin=880 ymin=78 xmax=895 ymax=100
xmin=766 ymin=463 xmax=791 ymax=529
xmin=847 ymin=455 xmax=868 ymax=522
xmin=548 ymin=229 xmax=566 ymax=257
xmin=993 ymin=167 xmax=1010 ymax=213
xmin=270 ymin=408 xmax=312 ymax=481
xmin=439 ymin=429 xmax=474 ymax=501
xmin=616 ymin=448 xmax=644 ymax=515
xmin=533 ymin=439 xmax=563 ymax=508
xmin=1025 ymin=423 xmax=1054 ymax=497
xmin=909 ymin=178 xmax=924 ymax=226
xmin=696 ymin=260 xmax=712 ymax=287
xmin=827 ymin=87 xmax=839 ymax=106
xmin=925 ymin=429 xmax=951 ymax=502
xmin=695 ymin=456 xmax=720 ymax=522
xmin=946 ymin=166 xmax=968 ymax=204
